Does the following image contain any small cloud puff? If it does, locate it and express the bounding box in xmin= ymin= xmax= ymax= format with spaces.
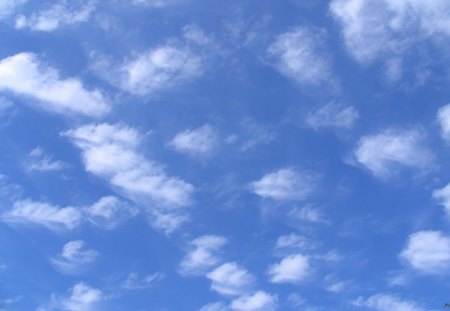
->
xmin=169 ymin=124 xmax=218 ymax=157
xmin=250 ymin=168 xmax=317 ymax=201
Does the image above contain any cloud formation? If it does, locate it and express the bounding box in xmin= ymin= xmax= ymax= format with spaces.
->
xmin=250 ymin=168 xmax=316 ymax=201
xmin=400 ymin=230 xmax=450 ymax=274
xmin=65 ymin=123 xmax=194 ymax=233
xmin=0 ymin=53 xmax=109 ymax=117
xmin=354 ymin=129 xmax=433 ymax=178
xmin=267 ymin=26 xmax=332 ymax=85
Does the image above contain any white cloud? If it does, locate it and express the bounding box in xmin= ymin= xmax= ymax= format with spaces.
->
xmin=268 ymin=254 xmax=310 ymax=284
xmin=2 ymin=196 xmax=134 ymax=232
xmin=0 ymin=0 xmax=26 ymax=20
xmin=267 ymin=26 xmax=332 ymax=85
xmin=306 ymin=102 xmax=358 ymax=129
xmin=437 ymin=103 xmax=450 ymax=141
xmin=169 ymin=124 xmax=218 ymax=156
xmin=230 ymin=291 xmax=277 ymax=311
xmin=64 ymin=123 xmax=194 ymax=233
xmin=15 ymin=0 xmax=95 ymax=32
xmin=250 ymin=168 xmax=316 ymax=201
xmin=400 ymin=230 xmax=450 ymax=274
xmin=179 ymin=235 xmax=228 ymax=276
xmin=207 ymin=262 xmax=255 ymax=296
xmin=354 ymin=129 xmax=433 ymax=178
xmin=51 ymin=240 xmax=99 ymax=275
xmin=38 ymin=283 xmax=103 ymax=311
xmin=433 ymin=183 xmax=450 ymax=217
xmin=330 ymin=0 xmax=450 ymax=76
xmin=84 ymin=196 xmax=138 ymax=230
xmin=2 ymin=200 xmax=82 ymax=231
xmin=353 ymin=294 xmax=425 ymax=311
xmin=0 ymin=53 xmax=109 ymax=117
xmin=117 ymin=45 xmax=202 ymax=96
xmin=27 ymin=147 xmax=67 ymax=172
xmin=122 ymin=272 xmax=164 ymax=290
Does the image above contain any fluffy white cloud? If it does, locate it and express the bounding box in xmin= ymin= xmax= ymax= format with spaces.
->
xmin=268 ymin=254 xmax=310 ymax=284
xmin=354 ymin=129 xmax=433 ymax=178
xmin=437 ymin=103 xmax=450 ymax=141
xmin=2 ymin=196 xmax=134 ymax=231
xmin=2 ymin=200 xmax=82 ymax=231
xmin=169 ymin=124 xmax=218 ymax=156
xmin=0 ymin=0 xmax=26 ymax=20
xmin=267 ymin=26 xmax=331 ymax=85
xmin=330 ymin=0 xmax=450 ymax=73
xmin=64 ymin=123 xmax=194 ymax=233
xmin=207 ymin=262 xmax=255 ymax=296
xmin=38 ymin=283 xmax=103 ymax=311
xmin=0 ymin=53 xmax=109 ymax=117
xmin=230 ymin=291 xmax=277 ymax=311
xmin=400 ymin=230 xmax=450 ymax=274
xmin=27 ymin=147 xmax=67 ymax=172
xmin=179 ymin=235 xmax=228 ymax=276
xmin=353 ymin=294 xmax=425 ymax=311
xmin=51 ymin=240 xmax=99 ymax=275
xmin=306 ymin=103 xmax=358 ymax=129
xmin=15 ymin=0 xmax=95 ymax=32
xmin=250 ymin=168 xmax=316 ymax=201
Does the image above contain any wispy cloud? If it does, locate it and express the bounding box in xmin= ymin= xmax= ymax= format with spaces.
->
xmin=51 ymin=240 xmax=99 ymax=275
xmin=26 ymin=147 xmax=67 ymax=172
xmin=250 ymin=168 xmax=317 ymax=201
xmin=353 ymin=293 xmax=425 ymax=311
xmin=15 ymin=0 xmax=96 ymax=32
xmin=306 ymin=102 xmax=358 ymax=130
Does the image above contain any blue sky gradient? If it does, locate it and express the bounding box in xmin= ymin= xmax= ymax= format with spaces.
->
xmin=1 ymin=0 xmax=450 ymax=310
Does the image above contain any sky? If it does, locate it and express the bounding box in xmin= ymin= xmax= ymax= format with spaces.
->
xmin=1 ymin=0 xmax=450 ymax=310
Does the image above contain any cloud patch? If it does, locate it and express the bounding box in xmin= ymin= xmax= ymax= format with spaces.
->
xmin=0 ymin=53 xmax=109 ymax=117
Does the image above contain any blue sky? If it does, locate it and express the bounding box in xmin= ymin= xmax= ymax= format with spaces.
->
xmin=1 ymin=0 xmax=450 ymax=310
